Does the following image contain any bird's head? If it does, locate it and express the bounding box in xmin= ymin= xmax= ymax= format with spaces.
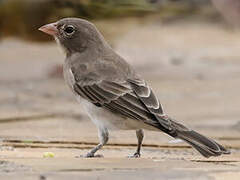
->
xmin=39 ymin=18 xmax=107 ymax=55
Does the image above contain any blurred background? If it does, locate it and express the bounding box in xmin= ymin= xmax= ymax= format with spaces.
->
xmin=0 ymin=0 xmax=240 ymax=157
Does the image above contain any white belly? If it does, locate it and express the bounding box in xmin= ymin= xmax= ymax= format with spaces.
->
xmin=77 ymin=96 xmax=154 ymax=131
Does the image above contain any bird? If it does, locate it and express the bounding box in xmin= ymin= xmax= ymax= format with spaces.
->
xmin=39 ymin=18 xmax=230 ymax=158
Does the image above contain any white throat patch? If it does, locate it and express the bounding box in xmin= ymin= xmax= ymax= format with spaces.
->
xmin=54 ymin=36 xmax=68 ymax=55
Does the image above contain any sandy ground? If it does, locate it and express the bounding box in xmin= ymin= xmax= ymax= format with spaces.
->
xmin=0 ymin=20 xmax=240 ymax=179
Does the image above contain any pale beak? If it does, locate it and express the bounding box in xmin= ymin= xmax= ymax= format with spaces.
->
xmin=38 ymin=22 xmax=58 ymax=36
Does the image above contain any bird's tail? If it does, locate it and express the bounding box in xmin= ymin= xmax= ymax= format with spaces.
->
xmin=167 ymin=119 xmax=230 ymax=158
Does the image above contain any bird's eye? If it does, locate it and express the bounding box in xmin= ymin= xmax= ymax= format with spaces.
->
xmin=64 ymin=25 xmax=75 ymax=35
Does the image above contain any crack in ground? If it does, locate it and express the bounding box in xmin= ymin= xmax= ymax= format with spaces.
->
xmin=2 ymin=139 xmax=192 ymax=149
xmin=0 ymin=113 xmax=83 ymax=123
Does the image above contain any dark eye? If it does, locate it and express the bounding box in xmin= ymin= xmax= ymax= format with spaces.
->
xmin=64 ymin=25 xmax=75 ymax=35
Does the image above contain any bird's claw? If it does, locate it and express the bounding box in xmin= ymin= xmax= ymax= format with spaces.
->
xmin=128 ymin=152 xmax=141 ymax=158
xmin=76 ymin=153 xmax=104 ymax=158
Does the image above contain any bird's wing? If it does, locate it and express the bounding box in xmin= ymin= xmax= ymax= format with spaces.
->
xmin=127 ymin=78 xmax=173 ymax=130
xmin=71 ymin=67 xmax=172 ymax=130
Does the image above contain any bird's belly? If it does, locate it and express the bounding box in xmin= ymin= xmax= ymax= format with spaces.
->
xmin=77 ymin=97 xmax=148 ymax=130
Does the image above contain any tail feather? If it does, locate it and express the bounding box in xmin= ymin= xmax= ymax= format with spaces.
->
xmin=167 ymin=119 xmax=230 ymax=158
xmin=177 ymin=130 xmax=230 ymax=158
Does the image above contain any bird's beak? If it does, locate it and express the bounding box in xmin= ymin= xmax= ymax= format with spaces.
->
xmin=38 ymin=22 xmax=58 ymax=36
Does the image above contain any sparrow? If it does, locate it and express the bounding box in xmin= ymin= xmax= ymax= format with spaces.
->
xmin=39 ymin=18 xmax=230 ymax=158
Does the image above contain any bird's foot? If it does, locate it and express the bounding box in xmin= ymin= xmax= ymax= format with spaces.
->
xmin=76 ymin=152 xmax=104 ymax=158
xmin=128 ymin=152 xmax=141 ymax=158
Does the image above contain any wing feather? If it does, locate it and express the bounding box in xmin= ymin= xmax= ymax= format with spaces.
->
xmin=128 ymin=79 xmax=163 ymax=114
xmin=127 ymin=78 xmax=172 ymax=130
xmin=73 ymin=73 xmax=171 ymax=130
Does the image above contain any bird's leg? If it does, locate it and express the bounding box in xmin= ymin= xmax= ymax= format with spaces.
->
xmin=129 ymin=129 xmax=144 ymax=158
xmin=83 ymin=127 xmax=109 ymax=158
